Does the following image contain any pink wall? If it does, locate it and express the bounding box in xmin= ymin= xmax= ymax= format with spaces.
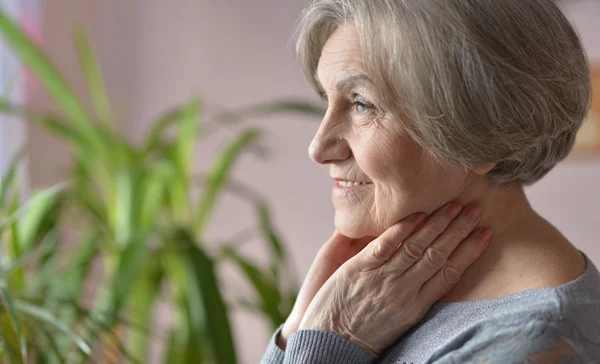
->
xmin=29 ymin=1 xmax=600 ymax=362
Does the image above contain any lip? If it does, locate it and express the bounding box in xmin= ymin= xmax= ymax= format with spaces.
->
xmin=332 ymin=180 xmax=373 ymax=196
xmin=332 ymin=177 xmax=372 ymax=183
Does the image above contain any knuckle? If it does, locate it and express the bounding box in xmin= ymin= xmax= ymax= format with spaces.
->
xmin=390 ymin=223 xmax=410 ymax=238
xmin=424 ymin=223 xmax=444 ymax=237
xmin=371 ymin=237 xmax=398 ymax=261
xmin=423 ymin=246 xmax=449 ymax=270
xmin=448 ymin=225 xmax=465 ymax=239
xmin=401 ymin=242 xmax=424 ymax=263
xmin=441 ymin=263 xmax=462 ymax=286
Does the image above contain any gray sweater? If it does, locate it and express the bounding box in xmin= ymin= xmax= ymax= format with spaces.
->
xmin=261 ymin=250 xmax=600 ymax=364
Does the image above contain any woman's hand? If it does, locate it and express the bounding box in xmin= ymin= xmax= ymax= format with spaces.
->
xmin=278 ymin=232 xmax=375 ymax=349
xmin=297 ymin=203 xmax=491 ymax=357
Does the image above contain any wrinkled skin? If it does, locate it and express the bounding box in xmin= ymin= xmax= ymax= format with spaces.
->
xmin=297 ymin=203 xmax=490 ymax=356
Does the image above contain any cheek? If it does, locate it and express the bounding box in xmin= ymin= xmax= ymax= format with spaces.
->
xmin=355 ymin=132 xmax=453 ymax=217
xmin=355 ymin=131 xmax=424 ymax=186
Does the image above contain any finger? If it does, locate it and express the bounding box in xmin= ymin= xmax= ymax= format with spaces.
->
xmin=346 ymin=236 xmax=376 ymax=260
xmin=418 ymin=227 xmax=492 ymax=304
xmin=402 ymin=204 xmax=483 ymax=284
xmin=358 ymin=212 xmax=426 ymax=270
xmin=384 ymin=202 xmax=463 ymax=274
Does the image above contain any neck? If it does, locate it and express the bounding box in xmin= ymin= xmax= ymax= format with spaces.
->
xmin=438 ymin=178 xmax=552 ymax=302
xmin=455 ymin=179 xmax=536 ymax=240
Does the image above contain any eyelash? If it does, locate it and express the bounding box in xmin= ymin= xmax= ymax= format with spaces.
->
xmin=353 ymin=100 xmax=374 ymax=114
xmin=318 ymin=91 xmax=377 ymax=115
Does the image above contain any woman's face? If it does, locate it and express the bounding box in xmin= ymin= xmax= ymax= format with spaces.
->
xmin=310 ymin=23 xmax=477 ymax=239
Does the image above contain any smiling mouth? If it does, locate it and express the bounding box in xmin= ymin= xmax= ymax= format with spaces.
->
xmin=332 ymin=180 xmax=372 ymax=197
xmin=337 ymin=181 xmax=372 ymax=187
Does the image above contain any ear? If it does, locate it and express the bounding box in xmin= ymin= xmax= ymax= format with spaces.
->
xmin=472 ymin=162 xmax=495 ymax=176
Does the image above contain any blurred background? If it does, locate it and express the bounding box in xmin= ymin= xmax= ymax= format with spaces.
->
xmin=0 ymin=0 xmax=599 ymax=363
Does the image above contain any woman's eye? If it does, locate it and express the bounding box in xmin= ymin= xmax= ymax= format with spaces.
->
xmin=354 ymin=101 xmax=372 ymax=114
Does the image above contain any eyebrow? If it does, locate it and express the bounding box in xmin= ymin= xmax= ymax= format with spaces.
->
xmin=314 ymin=73 xmax=373 ymax=98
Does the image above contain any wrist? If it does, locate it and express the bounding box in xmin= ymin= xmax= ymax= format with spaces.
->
xmin=276 ymin=327 xmax=290 ymax=350
xmin=277 ymin=321 xmax=298 ymax=350
xmin=345 ymin=331 xmax=379 ymax=358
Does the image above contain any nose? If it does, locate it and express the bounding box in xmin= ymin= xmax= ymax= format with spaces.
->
xmin=308 ymin=112 xmax=351 ymax=165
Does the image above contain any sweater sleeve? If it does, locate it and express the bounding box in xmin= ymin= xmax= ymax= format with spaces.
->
xmin=282 ymin=329 xmax=375 ymax=364
xmin=260 ymin=325 xmax=375 ymax=364
xmin=260 ymin=324 xmax=286 ymax=364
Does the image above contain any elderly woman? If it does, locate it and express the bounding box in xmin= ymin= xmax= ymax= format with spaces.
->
xmin=261 ymin=0 xmax=600 ymax=363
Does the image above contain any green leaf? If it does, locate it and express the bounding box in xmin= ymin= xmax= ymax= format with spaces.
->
xmin=37 ymin=325 xmax=66 ymax=363
xmin=0 ymin=148 xmax=25 ymax=209
xmin=37 ymin=115 xmax=82 ymax=145
xmin=220 ymin=245 xmax=283 ymax=328
xmin=143 ymin=107 xmax=185 ymax=156
xmin=14 ymin=184 xmax=64 ymax=252
xmin=15 ymin=301 xmax=91 ymax=356
xmin=38 ymin=233 xmax=99 ymax=343
xmin=173 ymin=229 xmax=237 ymax=364
xmin=80 ymin=312 xmax=142 ymax=364
xmin=104 ymin=234 xmax=149 ymax=323
xmin=195 ymin=128 xmax=261 ymax=237
xmin=162 ymin=249 xmax=206 ymax=364
xmin=0 ymin=317 xmax=22 ymax=364
xmin=0 ymin=232 xmax=56 ymax=279
xmin=0 ymin=286 xmax=26 ymax=361
xmin=127 ymin=254 xmax=162 ymax=363
xmin=257 ymin=203 xmax=284 ymax=260
xmin=0 ymin=9 xmax=96 ymax=139
xmin=256 ymin=202 xmax=291 ymax=288
xmin=137 ymin=163 xmax=172 ymax=229
xmin=163 ymin=330 xmax=183 ymax=364
xmin=71 ymin=165 xmax=108 ymax=224
xmin=175 ymin=99 xmax=201 ymax=181
xmin=0 ymin=104 xmax=92 ymax=162
xmin=0 ymin=183 xmax=63 ymax=292
xmin=0 ymin=104 xmax=81 ymax=145
xmin=0 ymin=10 xmax=118 ymax=197
xmin=65 ymin=234 xmax=100 ymax=281
xmin=73 ymin=27 xmax=113 ymax=127
xmin=113 ymin=169 xmax=134 ymax=246
xmin=164 ymin=99 xmax=201 ymax=223
xmin=165 ymin=146 xmax=190 ymax=224
xmin=163 ymin=327 xmax=205 ymax=364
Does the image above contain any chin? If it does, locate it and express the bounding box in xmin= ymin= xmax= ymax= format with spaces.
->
xmin=335 ymin=212 xmax=380 ymax=239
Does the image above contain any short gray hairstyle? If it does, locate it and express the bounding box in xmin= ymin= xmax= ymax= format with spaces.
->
xmin=294 ymin=0 xmax=592 ymax=185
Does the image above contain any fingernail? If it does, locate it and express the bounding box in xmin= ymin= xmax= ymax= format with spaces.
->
xmin=477 ymin=227 xmax=492 ymax=243
xmin=447 ymin=203 xmax=462 ymax=218
xmin=409 ymin=213 xmax=425 ymax=224
xmin=466 ymin=205 xmax=483 ymax=222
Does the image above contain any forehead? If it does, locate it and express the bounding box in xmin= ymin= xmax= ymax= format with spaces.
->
xmin=316 ymin=23 xmax=366 ymax=86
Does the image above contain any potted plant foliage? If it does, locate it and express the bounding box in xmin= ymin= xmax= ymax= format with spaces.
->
xmin=0 ymin=8 xmax=324 ymax=363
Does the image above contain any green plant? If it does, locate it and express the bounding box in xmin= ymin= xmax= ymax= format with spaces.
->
xmin=0 ymin=149 xmax=86 ymax=364
xmin=0 ymin=8 xmax=324 ymax=364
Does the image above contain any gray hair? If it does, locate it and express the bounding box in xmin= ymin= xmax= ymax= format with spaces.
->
xmin=294 ymin=0 xmax=592 ymax=185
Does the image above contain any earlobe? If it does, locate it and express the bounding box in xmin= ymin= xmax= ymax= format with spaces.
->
xmin=472 ymin=163 xmax=495 ymax=176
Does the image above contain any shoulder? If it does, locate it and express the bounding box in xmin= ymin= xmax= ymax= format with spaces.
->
xmin=420 ymin=249 xmax=600 ymax=363
xmin=426 ymin=304 xmax=600 ymax=364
